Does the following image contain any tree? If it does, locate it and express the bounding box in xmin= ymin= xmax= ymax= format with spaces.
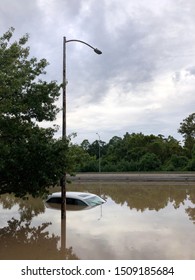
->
xmin=178 ymin=113 xmax=195 ymax=154
xmin=139 ymin=153 xmax=161 ymax=171
xmin=67 ymin=142 xmax=95 ymax=173
xmin=164 ymin=154 xmax=189 ymax=171
xmin=0 ymin=28 xmax=68 ymax=197
xmin=186 ymin=144 xmax=195 ymax=171
xmin=75 ymin=132 xmax=191 ymax=172
xmin=80 ymin=139 xmax=90 ymax=151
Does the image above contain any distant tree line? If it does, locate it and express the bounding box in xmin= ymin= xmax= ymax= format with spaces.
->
xmin=72 ymin=113 xmax=195 ymax=172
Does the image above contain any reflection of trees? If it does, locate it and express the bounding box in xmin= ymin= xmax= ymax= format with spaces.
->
xmin=186 ymin=189 xmax=195 ymax=224
xmin=185 ymin=189 xmax=195 ymax=224
xmin=1 ymin=183 xmax=195 ymax=259
xmin=68 ymin=183 xmax=195 ymax=212
xmin=0 ymin=193 xmax=45 ymax=220
xmin=68 ymin=183 xmax=195 ymax=226
xmin=0 ymin=218 xmax=79 ymax=260
xmin=188 ymin=189 xmax=195 ymax=204
xmin=2 ymin=184 xmax=195 ymax=215
xmin=186 ymin=208 xmax=195 ymax=224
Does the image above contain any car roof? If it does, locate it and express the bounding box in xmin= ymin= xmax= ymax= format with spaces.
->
xmin=49 ymin=191 xmax=96 ymax=199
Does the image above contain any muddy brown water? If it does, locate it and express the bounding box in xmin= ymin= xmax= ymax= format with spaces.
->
xmin=1 ymin=182 xmax=195 ymax=260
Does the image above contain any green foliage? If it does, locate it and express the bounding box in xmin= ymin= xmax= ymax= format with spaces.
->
xmin=178 ymin=113 xmax=195 ymax=154
xmin=0 ymin=119 xmax=69 ymax=197
xmin=71 ymin=131 xmax=192 ymax=173
xmin=139 ymin=153 xmax=161 ymax=171
xmin=0 ymin=28 xmax=69 ymax=197
xmin=67 ymin=142 xmax=95 ymax=173
xmin=163 ymin=154 xmax=189 ymax=171
xmin=74 ymin=114 xmax=195 ymax=173
xmin=185 ymin=144 xmax=195 ymax=171
xmin=0 ymin=28 xmax=60 ymax=123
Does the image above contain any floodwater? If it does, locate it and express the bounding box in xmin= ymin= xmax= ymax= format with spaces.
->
xmin=0 ymin=182 xmax=195 ymax=260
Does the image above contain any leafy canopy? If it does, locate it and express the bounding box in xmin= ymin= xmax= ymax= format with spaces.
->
xmin=0 ymin=28 xmax=68 ymax=197
xmin=0 ymin=27 xmax=60 ymax=122
xmin=178 ymin=113 xmax=195 ymax=152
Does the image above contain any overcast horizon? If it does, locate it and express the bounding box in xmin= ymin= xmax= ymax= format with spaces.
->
xmin=1 ymin=0 xmax=195 ymax=144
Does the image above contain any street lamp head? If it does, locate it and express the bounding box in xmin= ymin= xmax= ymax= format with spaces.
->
xmin=94 ymin=48 xmax=102 ymax=55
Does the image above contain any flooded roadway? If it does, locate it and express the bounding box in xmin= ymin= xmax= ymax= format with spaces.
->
xmin=0 ymin=181 xmax=195 ymax=260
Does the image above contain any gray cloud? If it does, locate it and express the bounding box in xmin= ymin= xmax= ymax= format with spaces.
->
xmin=1 ymin=0 xmax=195 ymax=143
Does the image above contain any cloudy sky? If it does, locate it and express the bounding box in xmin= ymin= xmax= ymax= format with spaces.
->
xmin=1 ymin=0 xmax=195 ymax=144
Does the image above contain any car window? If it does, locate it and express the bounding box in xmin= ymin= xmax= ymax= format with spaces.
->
xmin=85 ymin=196 xmax=105 ymax=206
xmin=66 ymin=198 xmax=74 ymax=204
xmin=48 ymin=196 xmax=89 ymax=206
xmin=47 ymin=197 xmax=62 ymax=203
xmin=75 ymin=199 xmax=87 ymax=206
xmin=66 ymin=198 xmax=87 ymax=206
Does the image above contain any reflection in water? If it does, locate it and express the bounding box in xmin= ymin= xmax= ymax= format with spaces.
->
xmin=0 ymin=183 xmax=195 ymax=259
xmin=0 ymin=194 xmax=78 ymax=260
xmin=0 ymin=217 xmax=78 ymax=260
xmin=186 ymin=207 xmax=195 ymax=224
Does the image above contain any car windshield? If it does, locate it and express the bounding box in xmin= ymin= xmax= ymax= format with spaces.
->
xmin=85 ymin=195 xmax=105 ymax=206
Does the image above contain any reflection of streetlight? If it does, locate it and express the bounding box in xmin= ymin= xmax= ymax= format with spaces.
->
xmin=61 ymin=37 xmax=102 ymax=219
xmin=96 ymin=132 xmax=101 ymax=173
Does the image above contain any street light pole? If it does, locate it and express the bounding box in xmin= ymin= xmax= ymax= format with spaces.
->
xmin=61 ymin=37 xmax=102 ymax=219
xmin=61 ymin=37 xmax=67 ymax=220
xmin=62 ymin=37 xmax=67 ymax=139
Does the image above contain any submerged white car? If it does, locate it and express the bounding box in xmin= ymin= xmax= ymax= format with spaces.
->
xmin=45 ymin=191 xmax=106 ymax=207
